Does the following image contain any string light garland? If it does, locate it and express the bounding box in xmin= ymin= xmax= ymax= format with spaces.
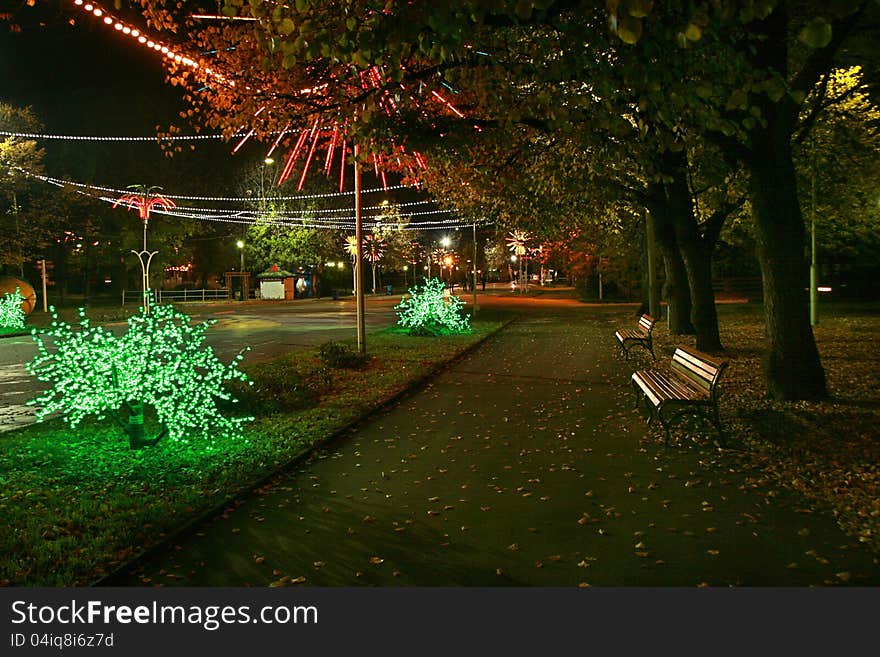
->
xmin=394 ymin=278 xmax=471 ymax=336
xmin=69 ymin=0 xmax=214 ymax=80
xmin=0 ymin=289 xmax=27 ymax=331
xmin=27 ymin=304 xmax=253 ymax=448
xmin=15 ymin=168 xmax=413 ymax=201
xmin=0 ymin=130 xmax=242 ymax=142
xmin=15 ymin=167 xmax=494 ymax=231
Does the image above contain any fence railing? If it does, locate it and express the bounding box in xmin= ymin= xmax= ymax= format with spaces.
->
xmin=122 ymin=289 xmax=230 ymax=305
xmin=158 ymin=289 xmax=231 ymax=303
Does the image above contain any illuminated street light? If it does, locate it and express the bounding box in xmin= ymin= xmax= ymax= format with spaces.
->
xmin=235 ymin=240 xmax=247 ymax=294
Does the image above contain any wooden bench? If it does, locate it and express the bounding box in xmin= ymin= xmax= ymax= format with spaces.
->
xmin=631 ymin=345 xmax=728 ymax=445
xmin=615 ymin=314 xmax=656 ymax=359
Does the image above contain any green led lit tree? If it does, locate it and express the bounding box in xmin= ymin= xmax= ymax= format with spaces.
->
xmin=0 ymin=288 xmax=26 ymax=332
xmin=27 ymin=304 xmax=252 ymax=449
xmin=394 ymin=278 xmax=470 ymax=337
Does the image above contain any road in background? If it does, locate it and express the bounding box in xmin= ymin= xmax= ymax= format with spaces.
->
xmin=0 ymin=295 xmax=401 ymax=434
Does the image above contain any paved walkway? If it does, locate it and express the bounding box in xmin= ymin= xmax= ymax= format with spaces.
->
xmin=113 ymin=306 xmax=880 ymax=586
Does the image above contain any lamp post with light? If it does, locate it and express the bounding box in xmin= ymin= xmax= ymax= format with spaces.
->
xmin=236 ymin=240 xmax=246 ymax=300
xmin=113 ymin=185 xmax=175 ymax=315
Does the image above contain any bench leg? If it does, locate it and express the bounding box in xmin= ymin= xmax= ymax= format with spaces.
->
xmin=656 ymin=405 xmax=672 ymax=445
xmin=631 ymin=379 xmax=642 ymax=409
xmin=647 ymin=339 xmax=656 ymax=360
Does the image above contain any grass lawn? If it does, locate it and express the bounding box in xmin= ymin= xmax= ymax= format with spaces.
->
xmin=644 ymin=302 xmax=880 ymax=555
xmin=0 ymin=320 xmax=504 ymax=586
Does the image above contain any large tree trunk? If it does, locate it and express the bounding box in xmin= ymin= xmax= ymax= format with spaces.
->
xmin=748 ymin=117 xmax=827 ymax=400
xmin=741 ymin=1 xmax=827 ymax=400
xmin=647 ymin=189 xmax=694 ymax=335
xmin=663 ymin=153 xmax=724 ymax=352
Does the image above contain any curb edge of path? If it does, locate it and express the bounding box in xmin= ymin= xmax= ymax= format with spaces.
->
xmin=91 ymin=315 xmax=518 ymax=587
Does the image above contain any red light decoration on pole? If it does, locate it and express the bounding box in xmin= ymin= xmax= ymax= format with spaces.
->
xmin=114 ymin=186 xmax=175 ymax=314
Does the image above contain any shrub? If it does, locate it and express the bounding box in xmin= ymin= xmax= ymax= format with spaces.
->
xmin=318 ymin=341 xmax=368 ymax=369
xmin=226 ymin=358 xmax=330 ymax=415
xmin=394 ymin=278 xmax=471 ymax=336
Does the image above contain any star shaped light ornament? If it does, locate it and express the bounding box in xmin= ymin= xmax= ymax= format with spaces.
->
xmin=506 ymin=230 xmax=531 ymax=256
xmin=363 ymin=234 xmax=388 ymax=263
xmin=343 ymin=235 xmax=360 ymax=257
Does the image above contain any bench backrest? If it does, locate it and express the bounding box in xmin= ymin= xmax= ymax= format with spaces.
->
xmin=671 ymin=346 xmax=728 ymax=397
xmin=638 ymin=314 xmax=656 ymax=334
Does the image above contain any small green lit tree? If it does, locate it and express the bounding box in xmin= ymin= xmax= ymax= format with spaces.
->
xmin=27 ymin=304 xmax=252 ymax=449
xmin=394 ymin=278 xmax=471 ymax=336
xmin=0 ymin=288 xmax=27 ymax=332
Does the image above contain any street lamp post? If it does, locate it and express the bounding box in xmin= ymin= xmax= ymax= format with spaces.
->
xmin=236 ymin=240 xmax=246 ymax=300
xmin=810 ymin=144 xmax=819 ymax=326
xmin=472 ymin=222 xmax=478 ymax=315
xmin=113 ymin=186 xmax=175 ymax=315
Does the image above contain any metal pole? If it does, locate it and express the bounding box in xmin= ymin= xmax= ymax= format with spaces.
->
xmin=354 ymin=147 xmax=366 ymax=355
xmin=143 ymin=220 xmax=149 ymax=314
xmin=472 ymin=223 xmax=478 ymax=315
xmin=646 ymin=209 xmax=660 ymax=318
xmin=41 ymin=259 xmax=48 ymax=312
xmin=810 ymin=144 xmax=818 ymax=326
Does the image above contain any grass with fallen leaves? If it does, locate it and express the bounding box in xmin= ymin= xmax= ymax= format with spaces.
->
xmin=646 ymin=302 xmax=880 ymax=554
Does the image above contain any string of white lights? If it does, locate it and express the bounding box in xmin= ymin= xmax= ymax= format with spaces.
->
xmin=20 ymin=167 xmax=492 ymax=231
xmin=0 ymin=130 xmax=239 ymax=142
xmin=100 ymin=196 xmax=489 ymax=231
xmin=16 ymin=168 xmax=417 ymax=201
xmin=152 ymin=206 xmax=469 ymax=227
xmin=170 ymin=199 xmax=436 ymax=214
xmin=167 ymin=206 xmax=460 ymax=221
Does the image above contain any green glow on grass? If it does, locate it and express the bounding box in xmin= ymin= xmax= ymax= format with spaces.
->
xmin=0 ymin=288 xmax=26 ymax=331
xmin=394 ymin=278 xmax=471 ymax=336
xmin=27 ymin=304 xmax=253 ymax=448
